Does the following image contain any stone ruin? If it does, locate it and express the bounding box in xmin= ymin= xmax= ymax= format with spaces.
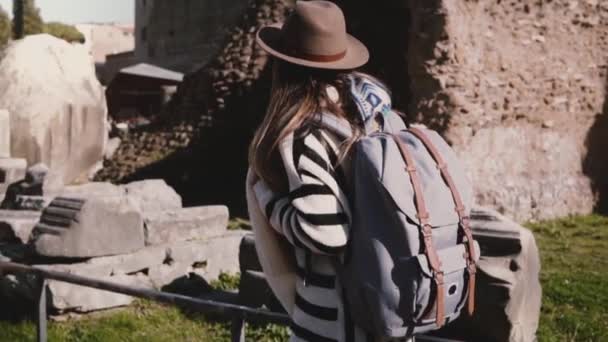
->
xmin=0 ymin=34 xmax=108 ymax=186
xmin=3 ymin=0 xmax=600 ymax=339
xmin=0 ymin=162 xmax=542 ymax=339
xmin=95 ymin=0 xmax=608 ymax=223
xmin=94 ymin=0 xmax=289 ymax=212
xmin=0 ymin=162 xmax=247 ymax=314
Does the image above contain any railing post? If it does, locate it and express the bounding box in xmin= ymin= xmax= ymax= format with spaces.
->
xmin=231 ymin=317 xmax=245 ymax=342
xmin=37 ymin=277 xmax=48 ymax=342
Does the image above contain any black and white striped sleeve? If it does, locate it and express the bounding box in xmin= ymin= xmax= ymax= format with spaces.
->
xmin=253 ymin=131 xmax=350 ymax=255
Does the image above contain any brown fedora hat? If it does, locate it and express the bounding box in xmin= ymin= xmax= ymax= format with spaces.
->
xmin=256 ymin=1 xmax=369 ymax=70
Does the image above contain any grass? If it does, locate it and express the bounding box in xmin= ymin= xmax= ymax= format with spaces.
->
xmin=526 ymin=215 xmax=608 ymax=342
xmin=0 ymin=216 xmax=606 ymax=341
xmin=226 ymin=217 xmax=252 ymax=231
xmin=0 ymin=273 xmax=288 ymax=342
xmin=0 ymin=300 xmax=288 ymax=342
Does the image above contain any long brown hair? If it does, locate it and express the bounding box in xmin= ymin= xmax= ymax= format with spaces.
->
xmin=249 ymin=60 xmax=363 ymax=193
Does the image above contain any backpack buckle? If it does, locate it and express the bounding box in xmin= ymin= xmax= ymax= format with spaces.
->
xmin=467 ymin=263 xmax=477 ymax=275
xmin=421 ymin=223 xmax=433 ymax=238
xmin=433 ymin=270 xmax=445 ymax=285
xmin=459 ymin=215 xmax=470 ymax=228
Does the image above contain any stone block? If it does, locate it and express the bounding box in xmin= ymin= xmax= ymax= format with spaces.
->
xmin=0 ymin=210 xmax=41 ymax=243
xmin=125 ymin=179 xmax=182 ymax=213
xmin=144 ymin=206 xmax=228 ymax=246
xmin=61 ymin=182 xmax=124 ymax=198
xmin=449 ymin=206 xmax=541 ymax=342
xmin=0 ymin=35 xmax=108 ymax=185
xmin=169 ymin=231 xmax=248 ymax=281
xmin=0 ymin=110 xmax=9 ymax=158
xmin=32 ymin=196 xmax=145 ymax=258
xmin=35 ymin=244 xmax=168 ymax=279
xmin=14 ymin=195 xmax=51 ymax=211
xmin=35 ymin=262 xmax=112 ymax=279
xmin=148 ymin=262 xmax=192 ymax=290
xmin=86 ymin=244 xmax=167 ymax=276
xmin=0 ymin=158 xmax=26 ymax=185
xmin=47 ymin=273 xmax=151 ymax=313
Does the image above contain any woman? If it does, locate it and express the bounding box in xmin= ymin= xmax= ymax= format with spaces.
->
xmin=246 ymin=1 xmax=405 ymax=341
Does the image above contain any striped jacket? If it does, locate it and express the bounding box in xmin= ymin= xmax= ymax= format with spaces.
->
xmin=251 ymin=123 xmax=373 ymax=342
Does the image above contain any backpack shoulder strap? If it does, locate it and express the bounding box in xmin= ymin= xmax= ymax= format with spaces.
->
xmin=407 ymin=127 xmax=477 ymax=316
xmin=320 ymin=110 xmax=408 ymax=138
xmin=390 ymin=132 xmax=446 ymax=327
xmin=380 ymin=110 xmax=407 ymax=133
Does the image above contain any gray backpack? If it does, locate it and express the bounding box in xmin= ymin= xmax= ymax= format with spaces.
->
xmin=322 ymin=111 xmax=480 ymax=339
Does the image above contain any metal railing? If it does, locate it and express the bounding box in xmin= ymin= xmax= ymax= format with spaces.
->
xmin=0 ymin=261 xmax=289 ymax=342
xmin=0 ymin=261 xmax=459 ymax=342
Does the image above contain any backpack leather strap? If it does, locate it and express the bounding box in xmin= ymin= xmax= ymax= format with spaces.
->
xmin=390 ymin=134 xmax=446 ymax=327
xmin=407 ymin=127 xmax=477 ymax=316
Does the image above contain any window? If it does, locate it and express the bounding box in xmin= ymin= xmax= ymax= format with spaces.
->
xmin=141 ymin=27 xmax=147 ymax=42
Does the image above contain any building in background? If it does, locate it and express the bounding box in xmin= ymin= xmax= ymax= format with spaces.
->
xmin=106 ymin=63 xmax=183 ymax=121
xmin=76 ymin=24 xmax=135 ymax=83
xmin=105 ymin=0 xmax=249 ymax=83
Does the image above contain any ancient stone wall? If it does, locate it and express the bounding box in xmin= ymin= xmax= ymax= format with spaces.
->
xmin=338 ymin=0 xmax=608 ymax=221
xmin=425 ymin=0 xmax=606 ymax=221
xmin=134 ymin=0 xmax=251 ymax=73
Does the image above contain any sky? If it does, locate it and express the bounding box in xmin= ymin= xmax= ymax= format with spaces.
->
xmin=0 ymin=0 xmax=134 ymax=24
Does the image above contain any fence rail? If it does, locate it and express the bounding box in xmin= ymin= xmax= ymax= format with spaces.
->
xmin=0 ymin=261 xmax=458 ymax=342
xmin=0 ymin=261 xmax=289 ymax=342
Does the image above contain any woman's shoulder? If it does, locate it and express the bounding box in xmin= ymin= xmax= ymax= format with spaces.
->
xmin=291 ymin=123 xmax=342 ymax=165
xmin=294 ymin=121 xmax=341 ymax=145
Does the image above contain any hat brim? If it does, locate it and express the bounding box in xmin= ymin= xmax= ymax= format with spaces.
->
xmin=256 ymin=23 xmax=369 ymax=70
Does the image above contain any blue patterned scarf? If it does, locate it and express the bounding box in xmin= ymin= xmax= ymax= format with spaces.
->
xmin=347 ymin=73 xmax=392 ymax=127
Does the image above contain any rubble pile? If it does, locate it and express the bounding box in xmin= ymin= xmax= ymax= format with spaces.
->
xmin=0 ymin=165 xmax=247 ymax=314
xmin=94 ymin=122 xmax=195 ymax=181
